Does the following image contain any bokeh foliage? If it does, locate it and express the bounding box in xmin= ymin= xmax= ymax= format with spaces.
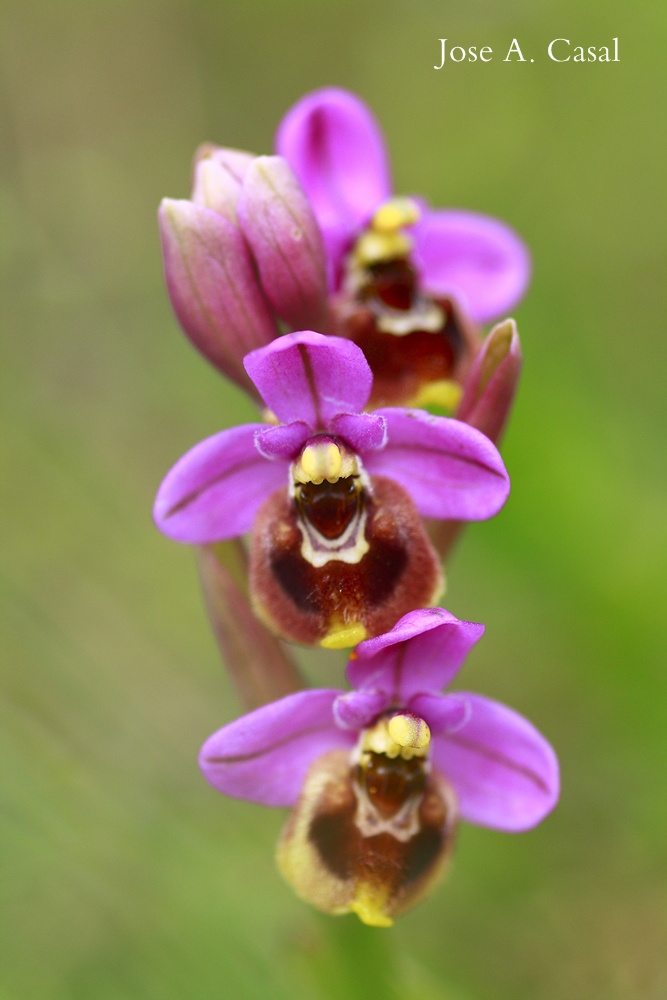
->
xmin=2 ymin=0 xmax=666 ymax=997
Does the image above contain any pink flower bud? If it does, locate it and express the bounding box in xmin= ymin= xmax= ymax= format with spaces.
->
xmin=456 ymin=318 xmax=522 ymax=445
xmin=158 ymin=197 xmax=278 ymax=393
xmin=238 ymin=156 xmax=329 ymax=332
xmin=191 ymin=145 xmax=255 ymax=221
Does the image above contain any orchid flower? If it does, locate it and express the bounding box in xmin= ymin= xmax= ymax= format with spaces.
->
xmin=199 ymin=608 xmax=559 ymax=926
xmin=154 ymin=332 xmax=510 ymax=647
xmin=277 ymin=87 xmax=531 ymax=408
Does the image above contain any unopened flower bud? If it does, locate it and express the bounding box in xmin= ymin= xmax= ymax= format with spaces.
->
xmin=456 ymin=318 xmax=522 ymax=445
xmin=238 ymin=156 xmax=329 ymax=332
xmin=158 ymin=198 xmax=278 ymax=393
xmin=191 ymin=145 xmax=256 ymax=221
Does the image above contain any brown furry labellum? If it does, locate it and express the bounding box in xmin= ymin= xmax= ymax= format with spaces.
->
xmin=248 ymin=457 xmax=444 ymax=648
xmin=277 ymin=717 xmax=458 ymax=925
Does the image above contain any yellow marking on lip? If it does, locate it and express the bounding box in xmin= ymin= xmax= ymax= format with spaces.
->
xmin=348 ymin=883 xmax=394 ymax=928
xmin=320 ymin=622 xmax=368 ymax=650
xmin=411 ymin=378 xmax=463 ymax=415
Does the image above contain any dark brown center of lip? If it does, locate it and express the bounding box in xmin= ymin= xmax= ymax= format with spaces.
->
xmin=296 ymin=477 xmax=361 ymax=540
xmin=364 ymin=258 xmax=418 ymax=311
xmin=356 ymin=752 xmax=427 ymax=818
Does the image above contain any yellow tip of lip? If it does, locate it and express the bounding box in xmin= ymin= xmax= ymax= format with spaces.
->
xmin=321 ymin=623 xmax=368 ymax=650
xmin=349 ymin=885 xmax=394 ymax=928
xmin=411 ymin=379 xmax=463 ymax=414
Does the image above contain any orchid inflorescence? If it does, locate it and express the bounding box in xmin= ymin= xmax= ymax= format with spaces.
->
xmin=155 ymin=88 xmax=558 ymax=927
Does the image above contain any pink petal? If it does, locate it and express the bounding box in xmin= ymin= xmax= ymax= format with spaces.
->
xmin=329 ymin=412 xmax=387 ymax=453
xmin=199 ymin=689 xmax=353 ymax=807
xmin=333 ymin=688 xmax=391 ymax=731
xmin=348 ymin=608 xmax=484 ymax=700
xmin=244 ymin=331 xmax=372 ymax=429
xmin=432 ymin=694 xmax=560 ymax=831
xmin=363 ymin=409 xmax=510 ymax=521
xmin=238 ymin=156 xmax=329 ymax=331
xmin=413 ymin=210 xmax=531 ymax=323
xmin=254 ymin=421 xmax=311 ymax=461
xmin=276 ymin=88 xmax=391 ymax=274
xmin=159 ymin=199 xmax=278 ymax=391
xmin=153 ymin=424 xmax=287 ymax=544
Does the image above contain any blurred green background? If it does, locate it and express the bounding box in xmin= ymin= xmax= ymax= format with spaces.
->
xmin=2 ymin=0 xmax=665 ymax=997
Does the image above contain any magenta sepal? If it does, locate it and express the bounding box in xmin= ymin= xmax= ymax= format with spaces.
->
xmin=411 ymin=210 xmax=531 ymax=323
xmin=277 ymin=87 xmax=391 ymax=278
xmin=199 ymin=689 xmax=354 ymax=808
xmin=153 ymin=423 xmax=287 ymax=544
xmin=364 ymin=409 xmax=510 ymax=521
xmin=243 ymin=329 xmax=373 ymax=428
